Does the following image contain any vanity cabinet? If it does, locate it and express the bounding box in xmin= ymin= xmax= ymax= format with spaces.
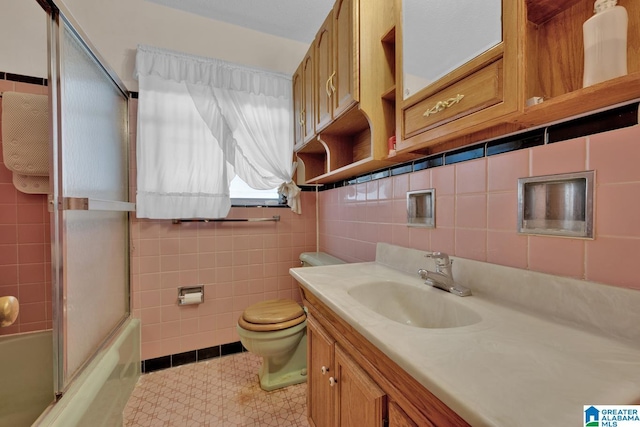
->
xmin=307 ymin=314 xmax=387 ymax=427
xmin=307 ymin=315 xmax=335 ymax=427
xmin=294 ymin=0 xmax=398 ymax=184
xmin=301 ymin=287 xmax=469 ymax=427
xmin=389 ymin=401 xmax=434 ymax=427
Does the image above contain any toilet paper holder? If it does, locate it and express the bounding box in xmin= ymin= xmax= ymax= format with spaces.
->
xmin=178 ymin=286 xmax=204 ymax=306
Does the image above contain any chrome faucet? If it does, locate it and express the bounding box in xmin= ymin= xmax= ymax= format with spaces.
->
xmin=418 ymin=252 xmax=472 ymax=297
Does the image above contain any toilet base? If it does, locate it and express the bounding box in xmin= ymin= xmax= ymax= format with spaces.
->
xmin=257 ymin=333 xmax=307 ymax=391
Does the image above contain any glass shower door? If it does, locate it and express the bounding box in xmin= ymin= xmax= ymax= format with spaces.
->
xmin=49 ymin=11 xmax=130 ymax=393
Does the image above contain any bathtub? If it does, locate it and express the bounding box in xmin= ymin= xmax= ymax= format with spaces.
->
xmin=34 ymin=318 xmax=140 ymax=427
xmin=0 ymin=330 xmax=54 ymax=426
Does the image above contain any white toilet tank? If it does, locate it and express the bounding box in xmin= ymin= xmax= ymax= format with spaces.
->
xmin=299 ymin=252 xmax=345 ymax=267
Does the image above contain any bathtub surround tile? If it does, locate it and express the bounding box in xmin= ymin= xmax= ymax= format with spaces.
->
xmin=125 ymin=352 xmax=308 ymax=427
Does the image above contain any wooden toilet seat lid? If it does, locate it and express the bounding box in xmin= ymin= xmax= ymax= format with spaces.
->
xmin=242 ymin=299 xmax=304 ymax=324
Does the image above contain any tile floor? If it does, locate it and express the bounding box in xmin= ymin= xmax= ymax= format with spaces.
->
xmin=123 ymin=352 xmax=309 ymax=427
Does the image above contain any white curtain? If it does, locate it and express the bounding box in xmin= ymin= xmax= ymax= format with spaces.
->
xmin=134 ymin=45 xmax=300 ymax=219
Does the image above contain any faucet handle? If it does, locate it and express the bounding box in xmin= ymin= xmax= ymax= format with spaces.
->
xmin=425 ymin=251 xmax=451 ymax=266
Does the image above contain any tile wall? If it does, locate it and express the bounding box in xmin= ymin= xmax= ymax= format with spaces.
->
xmin=319 ymin=124 xmax=640 ymax=291
xmin=0 ymin=76 xmax=51 ymax=335
xmin=128 ymin=99 xmax=318 ymax=361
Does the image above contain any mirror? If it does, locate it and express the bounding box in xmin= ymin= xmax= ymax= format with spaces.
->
xmin=402 ymin=0 xmax=503 ymax=100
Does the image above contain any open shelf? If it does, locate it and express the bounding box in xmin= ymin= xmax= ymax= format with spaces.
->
xmin=526 ymin=0 xmax=584 ymax=25
xmin=381 ymin=85 xmax=396 ymax=102
xmin=524 ymin=0 xmax=640 ymax=115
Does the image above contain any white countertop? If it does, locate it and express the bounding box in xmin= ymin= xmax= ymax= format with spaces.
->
xmin=290 ymin=245 xmax=640 ymax=426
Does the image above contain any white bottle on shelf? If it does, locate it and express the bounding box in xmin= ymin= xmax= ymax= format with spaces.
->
xmin=583 ymin=0 xmax=628 ymax=88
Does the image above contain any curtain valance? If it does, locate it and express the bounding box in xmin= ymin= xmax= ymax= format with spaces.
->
xmin=135 ymin=45 xmax=291 ymax=99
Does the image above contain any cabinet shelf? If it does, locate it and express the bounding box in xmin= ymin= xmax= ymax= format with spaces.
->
xmin=522 ymin=0 xmax=640 ymax=124
xmin=526 ymin=0 xmax=583 ymax=25
xmin=515 ymin=72 xmax=640 ymax=127
xmin=381 ymin=85 xmax=396 ymax=102
xmin=381 ymin=25 xmax=396 ymax=44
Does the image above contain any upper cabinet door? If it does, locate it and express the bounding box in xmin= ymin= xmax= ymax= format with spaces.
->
xmin=315 ymin=12 xmax=334 ymax=131
xmin=332 ymin=0 xmax=358 ymax=118
xmin=302 ymin=47 xmax=315 ymax=144
xmin=292 ymin=64 xmax=304 ymax=150
xmin=402 ymin=0 xmax=502 ymax=101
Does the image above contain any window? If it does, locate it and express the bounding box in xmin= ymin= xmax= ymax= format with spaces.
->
xmin=229 ymin=176 xmax=284 ymax=207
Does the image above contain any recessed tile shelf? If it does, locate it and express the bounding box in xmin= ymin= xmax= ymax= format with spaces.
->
xmin=407 ymin=189 xmax=435 ymax=228
xmin=517 ymin=171 xmax=594 ymax=238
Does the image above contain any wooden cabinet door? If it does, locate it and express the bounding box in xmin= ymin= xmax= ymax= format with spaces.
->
xmin=302 ymin=47 xmax=315 ymax=143
xmin=389 ymin=401 xmax=436 ymax=427
xmin=332 ymin=0 xmax=358 ymax=118
xmin=292 ymin=63 xmax=304 ymax=149
xmin=315 ymin=11 xmax=334 ymax=132
xmin=307 ymin=315 xmax=335 ymax=427
xmin=334 ymin=345 xmax=386 ymax=427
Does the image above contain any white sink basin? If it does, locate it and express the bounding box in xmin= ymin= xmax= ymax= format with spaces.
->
xmin=348 ymin=281 xmax=481 ymax=329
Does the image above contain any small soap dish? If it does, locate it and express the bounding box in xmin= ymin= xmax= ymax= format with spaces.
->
xmin=518 ymin=171 xmax=594 ymax=238
xmin=407 ymin=189 xmax=435 ymax=228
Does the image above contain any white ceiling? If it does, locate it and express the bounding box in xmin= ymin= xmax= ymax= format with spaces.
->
xmin=146 ymin=0 xmax=334 ymax=44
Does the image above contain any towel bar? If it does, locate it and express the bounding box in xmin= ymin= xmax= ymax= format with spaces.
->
xmin=49 ymin=196 xmax=136 ymax=212
xmin=172 ymin=215 xmax=280 ymax=224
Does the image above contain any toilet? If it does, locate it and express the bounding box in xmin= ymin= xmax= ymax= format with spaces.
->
xmin=237 ymin=251 xmax=344 ymax=391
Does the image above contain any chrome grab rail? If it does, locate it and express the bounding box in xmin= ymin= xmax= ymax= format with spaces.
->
xmin=172 ymin=215 xmax=280 ymax=224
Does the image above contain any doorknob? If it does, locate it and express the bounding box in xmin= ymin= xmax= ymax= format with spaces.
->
xmin=0 ymin=296 xmax=19 ymax=327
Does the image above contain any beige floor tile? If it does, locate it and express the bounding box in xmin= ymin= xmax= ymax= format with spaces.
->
xmin=123 ymin=352 xmax=309 ymax=427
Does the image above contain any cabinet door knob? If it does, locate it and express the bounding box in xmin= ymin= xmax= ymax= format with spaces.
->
xmin=321 ymin=366 xmax=329 ymax=375
xmin=329 ymin=376 xmax=337 ymax=386
xmin=423 ymin=94 xmax=465 ymax=117
xmin=325 ymin=76 xmax=332 ymax=97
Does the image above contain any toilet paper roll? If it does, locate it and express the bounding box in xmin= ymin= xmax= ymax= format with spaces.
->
xmin=180 ymin=292 xmax=203 ymax=305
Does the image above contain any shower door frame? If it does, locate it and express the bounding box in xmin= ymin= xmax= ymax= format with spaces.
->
xmin=43 ymin=0 xmax=132 ymax=398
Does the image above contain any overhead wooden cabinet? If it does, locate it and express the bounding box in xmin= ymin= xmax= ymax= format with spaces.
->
xmin=293 ymin=46 xmax=316 ymax=152
xmin=517 ymin=0 xmax=640 ymax=127
xmin=292 ymin=63 xmax=304 ymax=149
xmin=294 ymin=0 xmax=397 ymax=184
xmin=395 ymin=0 xmax=640 ymax=157
xmin=315 ymin=11 xmax=334 ymax=132
xmin=396 ymin=0 xmax=521 ymax=155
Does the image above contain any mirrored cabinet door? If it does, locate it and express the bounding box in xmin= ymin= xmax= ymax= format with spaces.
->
xmin=402 ymin=0 xmax=502 ymax=100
